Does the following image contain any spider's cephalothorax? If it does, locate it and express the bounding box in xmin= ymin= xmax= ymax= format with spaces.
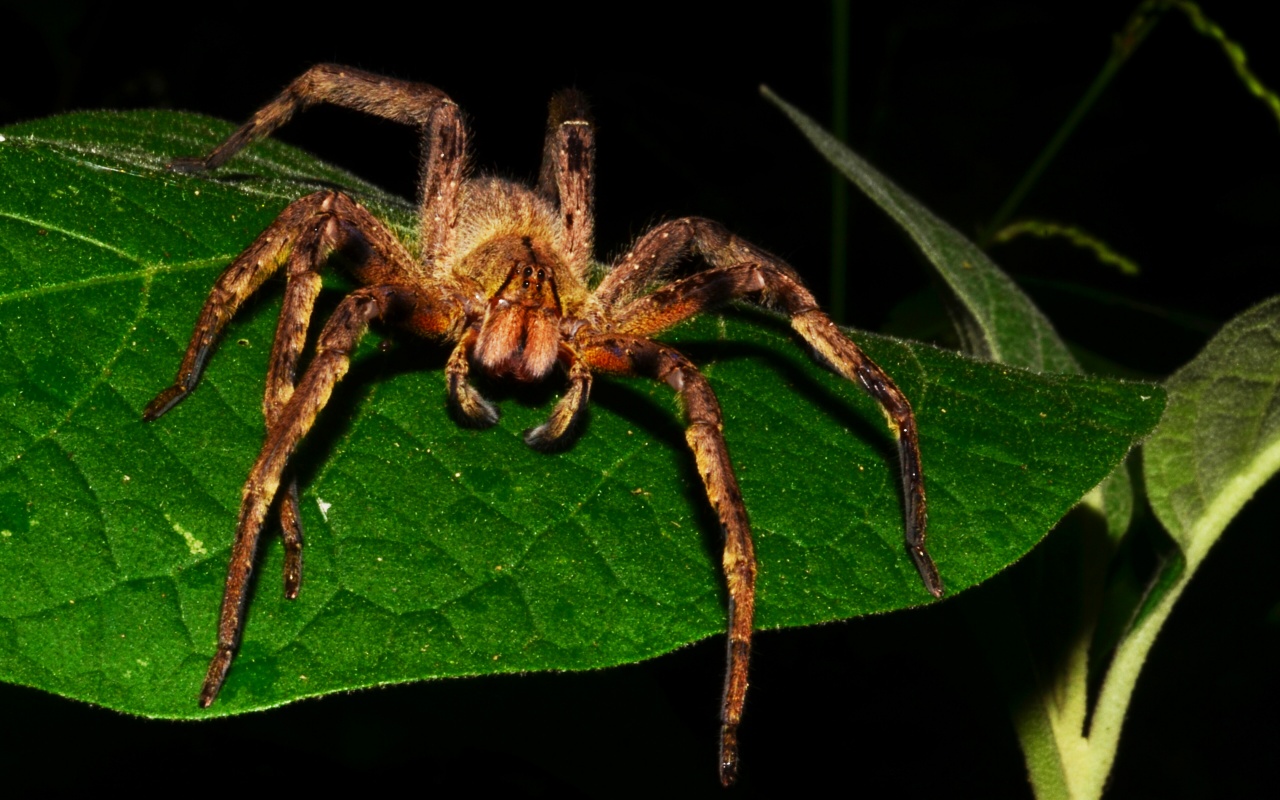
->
xmin=144 ymin=65 xmax=942 ymax=786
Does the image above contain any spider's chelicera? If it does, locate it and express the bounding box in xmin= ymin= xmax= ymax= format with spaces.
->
xmin=144 ymin=65 xmax=943 ymax=786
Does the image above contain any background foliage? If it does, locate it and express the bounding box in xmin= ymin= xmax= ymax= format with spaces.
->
xmin=1 ymin=1 xmax=1276 ymax=796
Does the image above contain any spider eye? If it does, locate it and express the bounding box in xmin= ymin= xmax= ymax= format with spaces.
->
xmin=522 ymin=266 xmax=533 ymax=277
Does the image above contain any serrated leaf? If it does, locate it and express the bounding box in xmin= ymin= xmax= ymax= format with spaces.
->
xmin=0 ymin=111 xmax=1162 ymax=717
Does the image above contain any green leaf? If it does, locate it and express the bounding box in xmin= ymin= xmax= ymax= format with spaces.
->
xmin=0 ymin=110 xmax=1162 ymax=718
xmin=761 ymin=86 xmax=1078 ymax=374
xmin=761 ymin=87 xmax=1157 ymax=800
xmin=762 ymin=86 xmax=1136 ymax=533
xmin=1144 ymin=295 xmax=1280 ymax=555
xmin=1027 ymin=295 xmax=1280 ymax=800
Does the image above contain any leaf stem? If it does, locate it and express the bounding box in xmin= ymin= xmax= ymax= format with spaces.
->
xmin=980 ymin=5 xmax=1163 ymax=246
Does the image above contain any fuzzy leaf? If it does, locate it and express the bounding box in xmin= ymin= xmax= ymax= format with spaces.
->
xmin=1145 ymin=295 xmax=1280 ymax=561
xmin=762 ymin=86 xmax=1077 ymax=374
xmin=0 ymin=111 xmax=1162 ymax=717
xmin=761 ymin=87 xmax=1139 ymax=533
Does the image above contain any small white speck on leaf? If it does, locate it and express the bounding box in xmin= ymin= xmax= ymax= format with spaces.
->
xmin=165 ymin=514 xmax=206 ymax=555
xmin=317 ymin=497 xmax=332 ymax=521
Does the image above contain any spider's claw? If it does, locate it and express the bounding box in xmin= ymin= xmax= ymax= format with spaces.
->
xmin=199 ymin=645 xmax=235 ymax=708
xmin=910 ymin=545 xmax=944 ymax=598
xmin=142 ymin=385 xmax=189 ymax=421
xmin=522 ymin=420 xmax=579 ymax=452
xmin=280 ymin=483 xmax=305 ymax=600
xmin=448 ymin=371 xmax=500 ymax=428
xmin=524 ymin=360 xmax=591 ymax=452
xmin=719 ymin=727 xmax=740 ymax=787
xmin=166 ymin=156 xmax=210 ymax=174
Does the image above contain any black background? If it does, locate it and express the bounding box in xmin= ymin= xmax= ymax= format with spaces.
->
xmin=1 ymin=2 xmax=1277 ymax=796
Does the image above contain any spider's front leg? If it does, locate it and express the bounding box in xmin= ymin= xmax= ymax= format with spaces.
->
xmin=145 ymin=192 xmax=420 ymax=599
xmin=593 ymin=218 xmax=942 ymax=597
xmin=201 ymin=280 xmax=464 ymax=706
xmin=576 ymin=333 xmax=755 ymax=787
xmin=165 ymin=64 xmax=465 ymax=263
xmin=143 ymin=192 xmax=341 ymax=421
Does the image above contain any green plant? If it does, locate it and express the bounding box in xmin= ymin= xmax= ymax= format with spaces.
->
xmin=778 ymin=2 xmax=1280 ymax=796
xmin=0 ymin=5 xmax=1275 ymax=793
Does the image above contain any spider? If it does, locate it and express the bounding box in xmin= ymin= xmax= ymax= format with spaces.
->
xmin=142 ymin=65 xmax=943 ymax=786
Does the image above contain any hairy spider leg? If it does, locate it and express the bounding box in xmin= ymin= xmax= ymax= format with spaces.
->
xmin=259 ymin=209 xmax=326 ymax=599
xmin=575 ymin=333 xmax=755 ymax=787
xmin=595 ymin=217 xmax=941 ymax=597
xmin=164 ymin=64 xmax=463 ymax=267
xmin=141 ymin=184 xmax=465 ymax=706
xmin=537 ymin=89 xmax=595 ymax=279
xmin=518 ymin=91 xmax=598 ymax=450
xmin=201 ymin=282 xmax=413 ymax=706
xmin=142 ymin=194 xmax=336 ymax=422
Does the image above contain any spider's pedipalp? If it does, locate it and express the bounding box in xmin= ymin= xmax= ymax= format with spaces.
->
xmin=446 ymin=329 xmax=500 ymax=427
xmin=523 ymin=347 xmax=592 ymax=451
xmin=576 ymin=333 xmax=755 ymax=787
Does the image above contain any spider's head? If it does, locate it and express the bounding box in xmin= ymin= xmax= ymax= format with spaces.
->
xmin=470 ymin=234 xmax=565 ymax=382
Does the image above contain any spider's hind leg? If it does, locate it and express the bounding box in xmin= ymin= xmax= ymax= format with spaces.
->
xmin=261 ymin=220 xmax=328 ymax=600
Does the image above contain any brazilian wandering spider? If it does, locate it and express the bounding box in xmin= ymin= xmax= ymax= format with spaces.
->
xmin=143 ymin=65 xmax=943 ymax=785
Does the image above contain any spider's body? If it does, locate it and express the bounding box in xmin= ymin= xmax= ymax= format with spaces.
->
xmin=145 ymin=65 xmax=941 ymax=786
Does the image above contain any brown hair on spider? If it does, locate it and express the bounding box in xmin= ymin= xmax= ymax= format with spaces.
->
xmin=144 ymin=64 xmax=942 ymax=786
